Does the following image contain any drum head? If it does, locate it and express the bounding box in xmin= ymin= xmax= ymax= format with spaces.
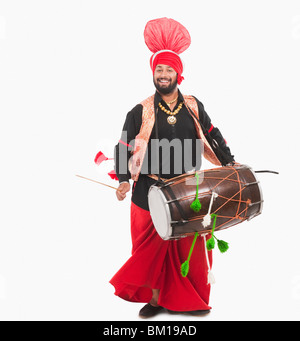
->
xmin=148 ymin=185 xmax=172 ymax=240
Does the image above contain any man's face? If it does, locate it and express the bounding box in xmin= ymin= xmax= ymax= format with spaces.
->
xmin=153 ymin=64 xmax=178 ymax=95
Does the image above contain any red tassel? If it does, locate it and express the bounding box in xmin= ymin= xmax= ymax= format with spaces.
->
xmin=94 ymin=151 xmax=108 ymax=165
xmin=108 ymin=170 xmax=119 ymax=181
xmin=94 ymin=151 xmax=113 ymax=165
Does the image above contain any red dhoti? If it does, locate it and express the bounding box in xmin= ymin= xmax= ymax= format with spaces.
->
xmin=110 ymin=202 xmax=213 ymax=311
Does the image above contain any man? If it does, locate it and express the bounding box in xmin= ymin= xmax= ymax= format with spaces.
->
xmin=110 ymin=18 xmax=234 ymax=318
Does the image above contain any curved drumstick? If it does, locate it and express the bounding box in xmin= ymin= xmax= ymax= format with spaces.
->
xmin=254 ymin=170 xmax=279 ymax=174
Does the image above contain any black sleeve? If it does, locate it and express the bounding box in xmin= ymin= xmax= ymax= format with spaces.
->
xmin=193 ymin=97 xmax=235 ymax=165
xmin=114 ymin=104 xmax=143 ymax=183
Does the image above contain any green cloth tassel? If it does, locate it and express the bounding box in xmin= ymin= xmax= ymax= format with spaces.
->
xmin=206 ymin=236 xmax=215 ymax=251
xmin=180 ymin=260 xmax=189 ymax=277
xmin=206 ymin=214 xmax=230 ymax=253
xmin=217 ymin=239 xmax=229 ymax=253
xmin=180 ymin=232 xmax=199 ymax=277
xmin=190 ymin=172 xmax=201 ymax=212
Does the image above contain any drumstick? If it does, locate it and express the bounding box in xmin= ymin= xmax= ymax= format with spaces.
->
xmin=254 ymin=170 xmax=279 ymax=174
xmin=75 ymin=174 xmax=119 ymax=190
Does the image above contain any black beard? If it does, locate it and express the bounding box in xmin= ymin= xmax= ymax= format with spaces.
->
xmin=153 ymin=77 xmax=177 ymax=95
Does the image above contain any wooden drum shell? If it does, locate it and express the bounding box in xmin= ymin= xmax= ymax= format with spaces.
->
xmin=148 ymin=164 xmax=263 ymax=240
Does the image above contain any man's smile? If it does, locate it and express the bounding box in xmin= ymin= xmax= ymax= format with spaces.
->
xmin=157 ymin=78 xmax=171 ymax=85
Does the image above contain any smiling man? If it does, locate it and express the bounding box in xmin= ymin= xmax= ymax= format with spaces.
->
xmin=110 ymin=18 xmax=234 ymax=319
xmin=154 ymin=64 xmax=178 ymax=95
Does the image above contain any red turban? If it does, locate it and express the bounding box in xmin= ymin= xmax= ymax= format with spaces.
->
xmin=144 ymin=18 xmax=191 ymax=85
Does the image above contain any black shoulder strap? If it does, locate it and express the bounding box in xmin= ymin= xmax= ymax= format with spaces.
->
xmin=184 ymin=100 xmax=234 ymax=166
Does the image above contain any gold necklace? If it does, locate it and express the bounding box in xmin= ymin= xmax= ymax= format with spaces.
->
xmin=158 ymin=102 xmax=183 ymax=125
xmin=165 ymin=96 xmax=178 ymax=105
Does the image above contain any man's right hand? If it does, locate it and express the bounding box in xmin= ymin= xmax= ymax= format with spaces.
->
xmin=116 ymin=182 xmax=131 ymax=201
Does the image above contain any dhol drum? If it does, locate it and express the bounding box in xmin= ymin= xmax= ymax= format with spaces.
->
xmin=148 ymin=164 xmax=263 ymax=240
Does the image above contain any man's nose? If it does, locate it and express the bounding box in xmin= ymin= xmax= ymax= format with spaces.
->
xmin=161 ymin=70 xmax=168 ymax=78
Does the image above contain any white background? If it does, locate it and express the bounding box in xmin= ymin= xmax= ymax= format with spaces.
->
xmin=0 ymin=0 xmax=299 ymax=321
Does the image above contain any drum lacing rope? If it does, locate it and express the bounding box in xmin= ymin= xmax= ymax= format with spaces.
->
xmin=186 ymin=166 xmax=251 ymax=227
xmin=210 ymin=166 xmax=250 ymax=229
xmin=169 ymin=167 xmax=247 ymax=204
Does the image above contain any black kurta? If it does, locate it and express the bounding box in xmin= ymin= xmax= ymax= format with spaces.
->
xmin=115 ymin=90 xmax=234 ymax=210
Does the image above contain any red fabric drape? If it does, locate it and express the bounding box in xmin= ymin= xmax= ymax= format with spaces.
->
xmin=110 ymin=202 xmax=213 ymax=312
xmin=144 ymin=17 xmax=191 ymax=54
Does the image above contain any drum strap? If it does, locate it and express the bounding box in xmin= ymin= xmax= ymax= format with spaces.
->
xmin=154 ymin=106 xmax=164 ymax=186
xmin=184 ymin=102 xmax=234 ymax=166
